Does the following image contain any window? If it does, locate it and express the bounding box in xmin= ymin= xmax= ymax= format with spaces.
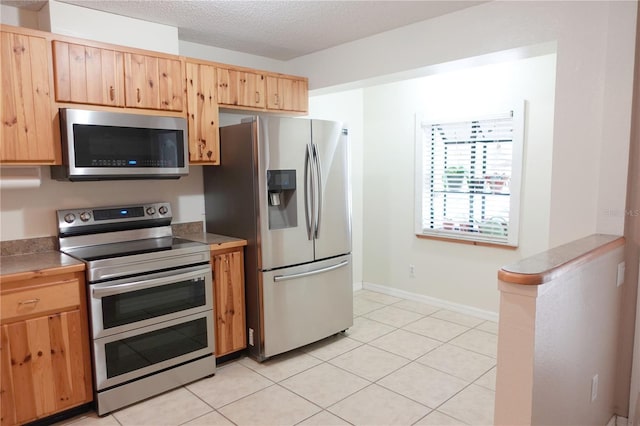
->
xmin=414 ymin=103 xmax=525 ymax=246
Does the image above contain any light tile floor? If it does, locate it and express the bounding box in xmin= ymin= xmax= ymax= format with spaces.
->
xmin=59 ymin=289 xmax=497 ymax=426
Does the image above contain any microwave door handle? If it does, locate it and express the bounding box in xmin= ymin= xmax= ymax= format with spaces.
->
xmin=92 ymin=269 xmax=206 ymax=298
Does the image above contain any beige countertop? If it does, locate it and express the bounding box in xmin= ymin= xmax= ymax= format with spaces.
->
xmin=498 ymin=234 xmax=624 ymax=285
xmin=178 ymin=232 xmax=248 ymax=251
xmin=0 ymin=251 xmax=85 ymax=283
xmin=0 ymin=233 xmax=246 ymax=282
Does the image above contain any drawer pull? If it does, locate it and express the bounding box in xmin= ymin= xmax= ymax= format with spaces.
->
xmin=18 ymin=298 xmax=40 ymax=305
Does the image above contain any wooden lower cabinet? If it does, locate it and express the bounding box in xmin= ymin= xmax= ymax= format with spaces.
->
xmin=0 ymin=272 xmax=92 ymax=426
xmin=212 ymin=248 xmax=246 ymax=357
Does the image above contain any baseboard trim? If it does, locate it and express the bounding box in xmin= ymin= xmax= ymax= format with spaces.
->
xmin=608 ymin=415 xmax=628 ymax=426
xmin=353 ymin=281 xmax=363 ymax=291
xmin=361 ymin=281 xmax=499 ymax=322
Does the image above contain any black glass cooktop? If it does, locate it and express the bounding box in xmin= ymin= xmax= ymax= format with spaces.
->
xmin=63 ymin=237 xmax=207 ymax=262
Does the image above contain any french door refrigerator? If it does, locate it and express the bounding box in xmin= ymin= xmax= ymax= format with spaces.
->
xmin=203 ymin=116 xmax=353 ymax=361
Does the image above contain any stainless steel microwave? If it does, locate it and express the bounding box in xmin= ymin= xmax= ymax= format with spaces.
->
xmin=51 ymin=108 xmax=189 ymax=181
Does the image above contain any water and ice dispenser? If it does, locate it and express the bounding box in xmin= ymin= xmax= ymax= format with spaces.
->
xmin=267 ymin=170 xmax=297 ymax=229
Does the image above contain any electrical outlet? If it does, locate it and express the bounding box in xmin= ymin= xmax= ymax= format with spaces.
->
xmin=409 ymin=264 xmax=415 ymax=278
xmin=617 ymin=262 xmax=626 ymax=287
xmin=591 ymin=374 xmax=598 ymax=402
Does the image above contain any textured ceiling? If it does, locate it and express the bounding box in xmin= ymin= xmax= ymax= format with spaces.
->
xmin=2 ymin=1 xmax=484 ymax=60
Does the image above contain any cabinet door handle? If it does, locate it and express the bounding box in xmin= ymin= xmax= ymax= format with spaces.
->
xmin=136 ymin=88 xmax=141 ymax=103
xmin=274 ymin=94 xmax=279 ymax=105
xmin=18 ymin=298 xmax=40 ymax=305
xmin=109 ymin=86 xmax=115 ymax=101
xmin=255 ymin=91 xmax=260 ymax=104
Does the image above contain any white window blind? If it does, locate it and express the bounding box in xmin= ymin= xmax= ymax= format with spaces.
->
xmin=415 ymin=104 xmax=524 ymax=246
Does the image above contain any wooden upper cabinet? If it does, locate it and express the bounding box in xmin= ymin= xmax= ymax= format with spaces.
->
xmin=52 ymin=40 xmax=124 ymax=107
xmin=124 ymin=53 xmax=184 ymax=111
xmin=0 ymin=30 xmax=57 ymax=163
xmin=185 ymin=62 xmax=219 ymax=164
xmin=266 ymin=76 xmax=309 ymax=112
xmin=217 ymin=68 xmax=265 ymax=109
xmin=53 ymin=40 xmax=184 ymax=112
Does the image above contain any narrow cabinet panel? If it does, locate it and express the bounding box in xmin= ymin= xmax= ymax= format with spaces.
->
xmin=158 ymin=58 xmax=184 ymax=111
xmin=216 ymin=67 xmax=238 ymax=106
xmin=1 ymin=31 xmax=56 ymax=163
xmin=186 ymin=62 xmax=219 ymax=164
xmin=213 ymin=249 xmax=246 ymax=357
xmin=3 ymin=322 xmax=37 ymax=425
xmin=1 ymin=326 xmax=16 ymax=426
xmin=266 ymin=75 xmax=281 ymax=110
xmin=291 ymin=79 xmax=308 ymax=112
xmin=24 ymin=317 xmax=56 ymax=416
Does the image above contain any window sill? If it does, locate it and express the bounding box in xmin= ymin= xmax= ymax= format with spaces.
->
xmin=415 ymin=233 xmax=518 ymax=249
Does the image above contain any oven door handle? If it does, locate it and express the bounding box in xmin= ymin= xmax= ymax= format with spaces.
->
xmin=92 ymin=269 xmax=208 ymax=298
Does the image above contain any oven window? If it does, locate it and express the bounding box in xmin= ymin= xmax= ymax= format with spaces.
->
xmin=105 ymin=318 xmax=208 ymax=378
xmin=102 ymin=279 xmax=206 ymax=329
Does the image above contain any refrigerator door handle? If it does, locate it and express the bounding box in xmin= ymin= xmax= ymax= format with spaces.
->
xmin=304 ymin=144 xmax=314 ymax=240
xmin=273 ymin=260 xmax=349 ymax=282
xmin=312 ymin=143 xmax=322 ymax=238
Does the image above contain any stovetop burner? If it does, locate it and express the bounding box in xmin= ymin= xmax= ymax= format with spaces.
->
xmin=63 ymin=237 xmax=203 ymax=262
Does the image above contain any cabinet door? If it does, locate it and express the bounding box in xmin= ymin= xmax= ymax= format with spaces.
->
xmin=217 ymin=68 xmax=265 ymax=109
xmin=290 ymin=79 xmax=308 ymax=112
xmin=52 ymin=40 xmax=124 ymax=107
xmin=0 ymin=31 xmax=56 ymax=163
xmin=265 ymin=75 xmax=282 ymax=110
xmin=237 ymin=71 xmax=265 ymax=108
xmin=0 ymin=310 xmax=90 ymax=425
xmin=216 ymin=67 xmax=236 ymax=106
xmin=213 ymin=250 xmax=246 ymax=357
xmin=124 ymin=53 xmax=184 ymax=111
xmin=185 ymin=62 xmax=219 ymax=164
xmin=266 ymin=76 xmax=308 ymax=112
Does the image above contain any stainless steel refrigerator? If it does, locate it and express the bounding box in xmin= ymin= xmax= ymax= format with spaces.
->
xmin=203 ymin=116 xmax=353 ymax=361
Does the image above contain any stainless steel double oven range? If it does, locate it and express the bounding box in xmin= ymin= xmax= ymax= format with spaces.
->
xmin=57 ymin=202 xmax=215 ymax=416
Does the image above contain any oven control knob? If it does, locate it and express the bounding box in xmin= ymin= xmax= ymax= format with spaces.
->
xmin=146 ymin=207 xmax=156 ymax=216
xmin=79 ymin=211 xmax=92 ymax=222
xmin=158 ymin=205 xmax=168 ymax=215
xmin=63 ymin=213 xmax=76 ymax=224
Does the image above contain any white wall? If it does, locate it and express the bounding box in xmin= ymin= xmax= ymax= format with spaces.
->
xmin=289 ymin=0 xmax=637 ymax=246
xmin=0 ymin=1 xmax=203 ymax=241
xmin=0 ymin=4 xmax=39 ymax=28
xmin=308 ymin=90 xmax=365 ymax=287
xmin=40 ymin=0 xmax=179 ymax=54
xmin=0 ymin=168 xmax=205 ymax=241
xmin=179 ymin=40 xmax=288 ymax=73
xmin=360 ymin=55 xmax=556 ymax=312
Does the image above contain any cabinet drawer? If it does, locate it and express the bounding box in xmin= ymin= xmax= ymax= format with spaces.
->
xmin=1 ymin=279 xmax=80 ymax=322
